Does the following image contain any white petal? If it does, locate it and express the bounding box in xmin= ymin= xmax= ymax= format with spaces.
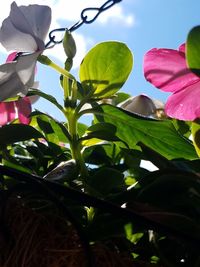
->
xmin=0 ymin=52 xmax=39 ymax=101
xmin=16 ymin=52 xmax=39 ymax=85
xmin=10 ymin=2 xmax=37 ymax=40
xmin=0 ymin=62 xmax=26 ymax=101
xmin=29 ymin=81 xmax=40 ymax=104
xmin=120 ymin=95 xmax=157 ymax=116
xmin=0 ymin=2 xmax=51 ymax=52
xmin=19 ymin=3 xmax=51 ymax=45
xmin=0 ymin=17 xmax=38 ymax=52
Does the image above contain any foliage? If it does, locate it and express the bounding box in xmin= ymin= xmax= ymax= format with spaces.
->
xmin=1 ymin=3 xmax=200 ymax=267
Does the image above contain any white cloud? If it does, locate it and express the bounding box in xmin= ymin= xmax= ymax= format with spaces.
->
xmin=48 ymin=0 xmax=135 ymax=26
xmin=0 ymin=0 xmax=135 ymax=64
xmin=97 ymin=5 xmax=135 ymax=27
xmin=0 ymin=0 xmax=135 ymax=28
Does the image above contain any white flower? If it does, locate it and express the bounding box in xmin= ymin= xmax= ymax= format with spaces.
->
xmin=0 ymin=2 xmax=51 ymax=101
xmin=0 ymin=1 xmax=51 ymax=52
xmin=119 ymin=94 xmax=165 ymax=118
xmin=0 ymin=52 xmax=40 ymax=101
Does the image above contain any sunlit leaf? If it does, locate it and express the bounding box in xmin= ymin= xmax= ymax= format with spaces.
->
xmin=191 ymin=122 xmax=200 ymax=157
xmin=79 ymin=41 xmax=133 ymax=98
xmin=94 ymin=104 xmax=197 ymax=160
xmin=81 ymin=137 xmax=104 ymax=147
xmin=31 ymin=111 xmax=70 ymax=144
xmin=186 ymin=26 xmax=200 ymax=74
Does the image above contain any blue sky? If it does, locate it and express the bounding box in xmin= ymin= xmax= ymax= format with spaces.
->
xmin=1 ymin=0 xmax=200 ymax=123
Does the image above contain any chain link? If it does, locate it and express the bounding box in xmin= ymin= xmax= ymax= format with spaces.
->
xmin=46 ymin=0 xmax=122 ymax=47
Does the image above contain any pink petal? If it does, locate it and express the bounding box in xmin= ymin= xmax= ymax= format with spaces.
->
xmin=0 ymin=101 xmax=16 ymax=125
xmin=6 ymin=52 xmax=18 ymax=62
xmin=144 ymin=48 xmax=200 ymax=93
xmin=16 ymin=97 xmax=32 ymax=124
xmin=165 ymin=81 xmax=200 ymax=120
xmin=178 ymin=43 xmax=185 ymax=53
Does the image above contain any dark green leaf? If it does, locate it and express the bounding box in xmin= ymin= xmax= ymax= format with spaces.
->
xmin=31 ymin=112 xmax=70 ymax=143
xmin=88 ymin=167 xmax=125 ymax=196
xmin=0 ymin=124 xmax=43 ymax=147
xmin=83 ymin=144 xmax=115 ymax=165
xmin=140 ymin=210 xmax=200 ymax=239
xmin=94 ymin=104 xmax=197 ymax=160
xmin=2 ymin=159 xmax=32 ymax=174
xmin=172 ymin=119 xmax=191 ymax=138
xmin=81 ymin=122 xmax=120 ymax=142
xmin=87 ymin=213 xmax=126 ymax=241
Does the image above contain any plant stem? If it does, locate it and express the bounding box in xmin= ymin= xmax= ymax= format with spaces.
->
xmin=38 ymin=55 xmax=88 ymax=177
xmin=38 ymin=55 xmax=76 ymax=81
xmin=38 ymin=55 xmax=77 ymax=100
xmin=66 ymin=109 xmax=88 ymax=178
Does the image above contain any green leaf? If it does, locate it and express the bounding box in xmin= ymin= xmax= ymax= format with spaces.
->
xmin=0 ymin=124 xmax=43 ymax=147
xmin=94 ymin=104 xmax=197 ymax=160
xmin=127 ymin=196 xmax=200 ymax=239
xmin=31 ymin=111 xmax=70 ymax=144
xmin=191 ymin=122 xmax=200 ymax=157
xmin=2 ymin=158 xmax=32 ymax=174
xmin=28 ymin=89 xmax=64 ymax=112
xmin=172 ymin=119 xmax=191 ymax=138
xmin=112 ymin=92 xmax=131 ymax=106
xmin=81 ymin=122 xmax=120 ymax=142
xmin=186 ymin=26 xmax=200 ymax=74
xmin=83 ymin=143 xmax=115 ymax=165
xmin=79 ymin=41 xmax=133 ymax=98
xmin=77 ymin=122 xmax=88 ymax=137
xmin=125 ymin=223 xmax=143 ymax=244
xmin=37 ymin=116 xmax=59 ymax=143
xmin=88 ymin=167 xmax=125 ymax=196
xmin=137 ymin=171 xmax=200 ymax=205
xmin=141 ymin=210 xmax=200 ymax=239
xmin=87 ymin=213 xmax=126 ymax=241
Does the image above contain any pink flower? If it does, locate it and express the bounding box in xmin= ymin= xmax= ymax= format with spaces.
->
xmin=0 ymin=1 xmax=51 ymax=125
xmin=0 ymin=97 xmax=31 ymax=126
xmin=0 ymin=2 xmax=51 ymax=101
xmin=144 ymin=43 xmax=200 ymax=121
xmin=0 ymin=52 xmax=33 ymax=126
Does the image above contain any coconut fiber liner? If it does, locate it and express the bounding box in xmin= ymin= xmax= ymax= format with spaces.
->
xmin=0 ymin=193 xmax=160 ymax=267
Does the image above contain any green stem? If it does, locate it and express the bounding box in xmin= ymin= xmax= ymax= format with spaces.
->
xmin=38 ymin=55 xmax=75 ymax=81
xmin=38 ymin=55 xmax=88 ymax=177
xmin=66 ymin=109 xmax=88 ymax=178
xmin=49 ymin=60 xmax=78 ymax=104
xmin=38 ymin=55 xmax=77 ymax=100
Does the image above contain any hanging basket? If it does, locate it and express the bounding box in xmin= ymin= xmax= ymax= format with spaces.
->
xmin=0 ymin=194 xmax=162 ymax=267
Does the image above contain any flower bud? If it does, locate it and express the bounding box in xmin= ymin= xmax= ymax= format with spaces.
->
xmin=120 ymin=94 xmax=164 ymax=118
xmin=43 ymin=159 xmax=78 ymax=181
xmin=37 ymin=54 xmax=52 ymax=65
xmin=63 ymin=30 xmax=76 ymax=59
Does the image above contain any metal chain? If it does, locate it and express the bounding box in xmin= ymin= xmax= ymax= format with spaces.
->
xmin=46 ymin=0 xmax=122 ymax=47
